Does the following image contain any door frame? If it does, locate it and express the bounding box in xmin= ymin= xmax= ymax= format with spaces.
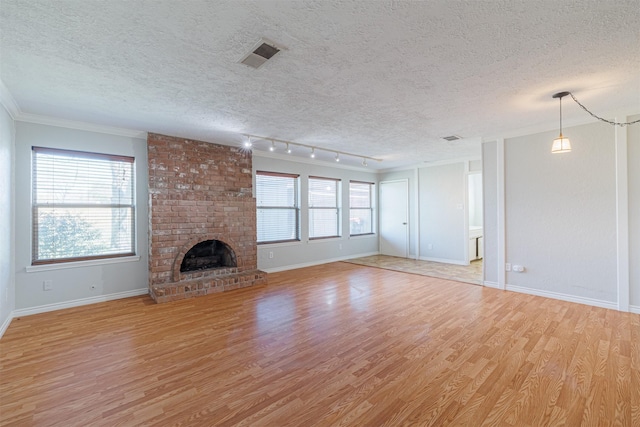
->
xmin=378 ymin=179 xmax=409 ymax=258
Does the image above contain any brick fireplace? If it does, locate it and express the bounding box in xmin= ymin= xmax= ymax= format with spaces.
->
xmin=147 ymin=133 xmax=267 ymax=303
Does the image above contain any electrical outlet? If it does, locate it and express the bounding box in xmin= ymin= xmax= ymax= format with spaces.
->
xmin=513 ymin=265 xmax=525 ymax=273
xmin=43 ymin=280 xmax=53 ymax=291
xmin=505 ymin=263 xmax=511 ymax=272
xmin=269 ymin=251 xmax=274 ymax=259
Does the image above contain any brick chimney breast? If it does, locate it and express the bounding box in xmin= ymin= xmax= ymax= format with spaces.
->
xmin=147 ymin=133 xmax=266 ymax=303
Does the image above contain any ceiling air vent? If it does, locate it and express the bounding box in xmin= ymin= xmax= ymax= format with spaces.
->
xmin=239 ymin=39 xmax=281 ymax=69
xmin=441 ymin=135 xmax=462 ymax=142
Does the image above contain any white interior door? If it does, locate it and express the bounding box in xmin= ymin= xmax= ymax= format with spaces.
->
xmin=379 ymin=180 xmax=409 ymax=258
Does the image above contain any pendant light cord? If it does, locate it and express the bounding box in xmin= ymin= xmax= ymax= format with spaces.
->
xmin=569 ymin=92 xmax=640 ymax=127
xmin=559 ymin=95 xmax=563 ymax=135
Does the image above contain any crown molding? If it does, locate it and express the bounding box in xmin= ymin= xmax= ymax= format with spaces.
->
xmin=0 ymin=79 xmax=20 ymax=119
xmin=0 ymin=81 xmax=146 ymax=138
xmin=15 ymin=112 xmax=147 ymax=139
xmin=377 ymin=156 xmax=481 ymax=174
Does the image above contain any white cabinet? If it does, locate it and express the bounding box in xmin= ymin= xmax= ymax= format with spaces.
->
xmin=469 ymin=227 xmax=483 ymax=261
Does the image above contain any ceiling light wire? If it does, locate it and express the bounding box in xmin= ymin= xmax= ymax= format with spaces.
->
xmin=568 ymin=92 xmax=640 ymax=127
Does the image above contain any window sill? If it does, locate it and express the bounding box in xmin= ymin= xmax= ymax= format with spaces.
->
xmin=349 ymin=233 xmax=376 ymax=239
xmin=26 ymin=255 xmax=141 ymax=273
xmin=257 ymin=240 xmax=302 ymax=248
xmin=308 ymin=236 xmax=342 ymax=244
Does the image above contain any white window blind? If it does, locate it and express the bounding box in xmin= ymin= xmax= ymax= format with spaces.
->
xmin=309 ymin=177 xmax=340 ymax=239
xmin=256 ymin=172 xmax=300 ymax=243
xmin=349 ymin=181 xmax=374 ymax=235
xmin=32 ymin=147 xmax=135 ymax=264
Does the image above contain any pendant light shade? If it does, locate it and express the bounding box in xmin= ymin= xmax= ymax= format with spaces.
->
xmin=551 ymin=135 xmax=571 ymax=153
xmin=552 ymin=92 xmax=571 ymax=153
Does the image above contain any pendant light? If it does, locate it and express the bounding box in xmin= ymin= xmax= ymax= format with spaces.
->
xmin=551 ymin=92 xmax=571 ymax=153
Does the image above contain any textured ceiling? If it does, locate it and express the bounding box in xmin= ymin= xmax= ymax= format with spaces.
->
xmin=1 ymin=0 xmax=639 ymax=169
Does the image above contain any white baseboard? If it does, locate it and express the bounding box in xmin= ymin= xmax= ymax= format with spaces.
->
xmin=11 ymin=288 xmax=149 ymax=318
xmin=506 ymin=284 xmax=617 ymax=310
xmin=483 ymin=281 xmax=501 ymax=289
xmin=418 ymin=256 xmax=467 ymax=266
xmin=261 ymin=252 xmax=380 ymax=273
xmin=0 ymin=312 xmax=14 ymax=339
xmin=630 ymin=305 xmax=640 ymax=314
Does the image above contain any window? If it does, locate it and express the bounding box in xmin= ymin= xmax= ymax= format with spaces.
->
xmin=32 ymin=147 xmax=135 ymax=264
xmin=309 ymin=177 xmax=340 ymax=239
xmin=256 ymin=172 xmax=300 ymax=243
xmin=349 ymin=181 xmax=374 ymax=235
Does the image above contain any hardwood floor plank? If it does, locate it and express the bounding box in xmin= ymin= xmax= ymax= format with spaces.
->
xmin=1 ymin=262 xmax=638 ymax=426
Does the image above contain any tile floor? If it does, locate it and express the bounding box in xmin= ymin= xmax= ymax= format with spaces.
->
xmin=344 ymin=255 xmax=483 ymax=285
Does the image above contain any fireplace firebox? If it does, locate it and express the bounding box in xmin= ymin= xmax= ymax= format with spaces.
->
xmin=180 ymin=240 xmax=237 ymax=273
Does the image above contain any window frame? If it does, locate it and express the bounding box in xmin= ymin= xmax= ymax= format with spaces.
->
xmin=308 ymin=176 xmax=341 ymax=240
xmin=256 ymin=171 xmax=300 ymax=244
xmin=349 ymin=180 xmax=375 ymax=237
xmin=31 ymin=146 xmax=136 ymax=265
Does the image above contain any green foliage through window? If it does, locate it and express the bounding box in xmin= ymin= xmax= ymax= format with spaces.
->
xmin=32 ymin=147 xmax=135 ymax=264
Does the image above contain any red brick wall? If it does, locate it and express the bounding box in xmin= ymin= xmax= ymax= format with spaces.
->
xmin=147 ymin=133 xmax=264 ymax=302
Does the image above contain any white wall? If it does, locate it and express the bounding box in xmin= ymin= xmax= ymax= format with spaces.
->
xmin=482 ymin=141 xmax=499 ymax=285
xmin=628 ymin=114 xmax=640 ymax=308
xmin=418 ymin=163 xmax=466 ymax=264
xmin=483 ymin=118 xmax=640 ymax=310
xmin=379 ymin=162 xmax=475 ymax=264
xmin=505 ymin=122 xmax=617 ymax=303
xmin=253 ymin=154 xmax=378 ymax=272
xmin=14 ymin=122 xmax=149 ymax=311
xmin=0 ymin=104 xmax=15 ymax=333
xmin=468 ymin=173 xmax=483 ymax=228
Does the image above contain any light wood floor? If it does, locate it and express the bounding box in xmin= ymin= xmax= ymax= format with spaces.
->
xmin=1 ymin=263 xmax=638 ymax=426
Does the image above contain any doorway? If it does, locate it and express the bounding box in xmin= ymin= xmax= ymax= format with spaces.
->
xmin=467 ymin=172 xmax=483 ymax=264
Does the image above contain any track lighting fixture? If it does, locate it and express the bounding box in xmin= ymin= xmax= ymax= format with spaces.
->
xmin=241 ymin=133 xmax=381 ymax=166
